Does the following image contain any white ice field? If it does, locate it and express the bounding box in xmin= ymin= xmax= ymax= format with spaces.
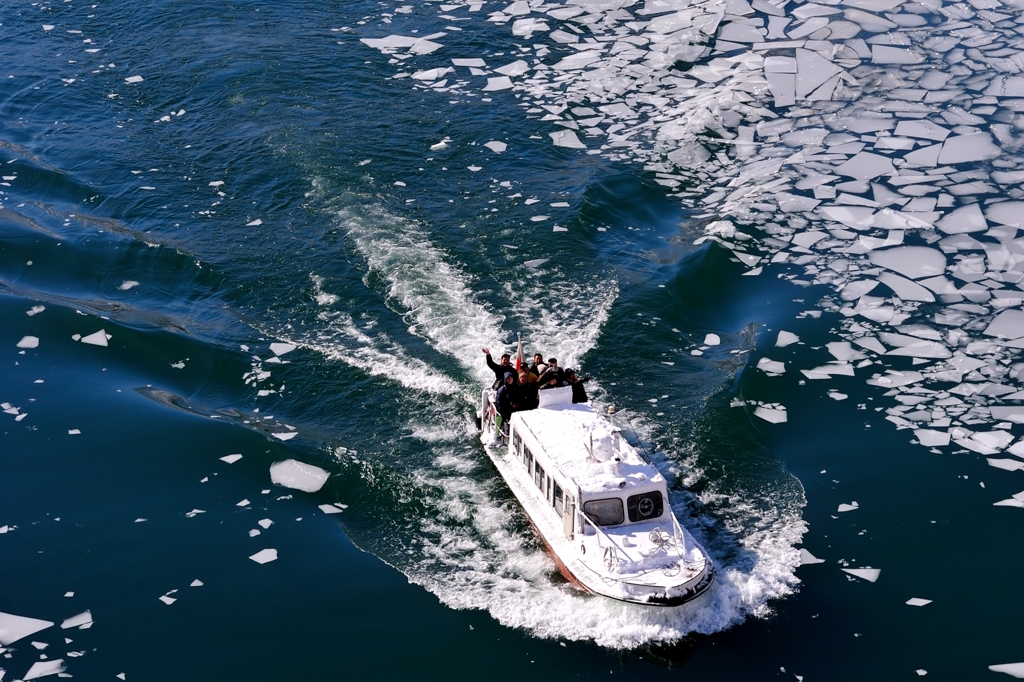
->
xmin=358 ymin=0 xmax=1024 ymax=508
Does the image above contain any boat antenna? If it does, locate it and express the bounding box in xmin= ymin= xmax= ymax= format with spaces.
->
xmin=623 ymin=412 xmax=653 ymax=461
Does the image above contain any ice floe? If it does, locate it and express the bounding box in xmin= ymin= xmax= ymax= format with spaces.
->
xmin=0 ymin=612 xmax=53 ymax=645
xmin=906 ymin=598 xmax=932 ymax=606
xmin=269 ymin=459 xmax=330 ymax=493
xmin=842 ymin=567 xmax=880 ymax=582
xmin=249 ymin=548 xmax=278 ymax=564
xmin=990 ymin=663 xmax=1024 ymax=679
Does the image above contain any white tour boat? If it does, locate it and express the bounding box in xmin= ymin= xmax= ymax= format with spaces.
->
xmin=479 ymin=384 xmax=715 ymax=606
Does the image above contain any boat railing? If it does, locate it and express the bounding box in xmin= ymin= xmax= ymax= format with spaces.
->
xmin=583 ymin=516 xmax=632 ymax=570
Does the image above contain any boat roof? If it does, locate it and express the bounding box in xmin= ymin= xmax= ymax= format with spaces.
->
xmin=512 ymin=401 xmax=666 ymax=496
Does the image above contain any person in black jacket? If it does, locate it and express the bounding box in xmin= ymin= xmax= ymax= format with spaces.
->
xmin=564 ymin=369 xmax=590 ymax=404
xmin=495 ymin=372 xmax=517 ymax=435
xmin=537 ymin=357 xmax=563 ymax=389
xmin=482 ymin=347 xmax=515 ymax=388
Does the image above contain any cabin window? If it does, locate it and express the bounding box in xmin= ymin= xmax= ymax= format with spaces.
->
xmin=583 ymin=498 xmax=624 ymax=526
xmin=535 ymin=464 xmax=546 ymax=491
xmin=626 ymin=491 xmax=664 ymax=522
xmin=554 ymin=483 xmax=563 ymax=510
xmin=512 ymin=430 xmax=521 ymax=454
xmin=525 ymin=448 xmax=533 ymax=473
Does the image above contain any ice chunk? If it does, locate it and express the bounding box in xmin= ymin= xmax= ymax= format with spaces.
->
xmin=118 ymin=280 xmax=139 ymax=290
xmin=523 ymin=258 xmax=548 ymax=268
xmin=938 ymin=133 xmax=1001 ymax=165
xmin=985 ymin=310 xmax=1024 ymax=339
xmin=249 ymin=548 xmax=278 ymax=564
xmin=24 ymin=659 xmax=66 ymax=679
xmin=60 ymin=611 xmax=92 ymax=629
xmin=495 ymin=60 xmax=529 ymax=77
xmin=482 ymin=76 xmax=513 ymax=91
xmin=16 ymin=336 xmax=39 ymax=349
xmin=826 ymin=342 xmax=866 ymax=362
xmin=776 ymin=331 xmax=800 ymax=347
xmin=220 ymin=454 xmax=242 ymax=464
xmin=872 ymin=45 xmax=920 ymax=64
xmin=319 ymin=503 xmax=344 ymax=514
xmin=159 ymin=595 xmax=176 ymax=605
xmin=835 ymin=152 xmax=895 ymax=180
xmin=915 ymin=429 xmax=950 ymax=447
xmin=842 ymin=567 xmax=880 ymax=582
xmin=795 ymin=48 xmax=841 ymax=99
xmin=452 ymin=58 xmax=486 ymax=67
xmin=80 ymin=330 xmax=110 ymax=346
xmin=0 ymin=611 xmax=54 ymax=645
xmin=269 ymin=343 xmax=296 ymax=356
xmin=906 ymin=597 xmax=932 ymax=606
xmin=878 ymin=272 xmax=934 ymax=302
xmin=269 ymin=459 xmax=329 ymax=492
xmin=987 ymin=202 xmax=1024 ymax=228
xmin=868 ymin=246 xmax=945 ymax=279
xmin=894 ymin=120 xmax=949 ymax=142
xmin=190 ymin=579 xmax=203 ymax=587
xmin=484 ymin=141 xmax=507 ymax=153
xmin=987 ymin=458 xmax=1024 ymax=471
xmin=799 ymin=549 xmax=825 ymax=565
xmin=246 ymin=219 xmax=262 ymax=226
xmin=757 ymin=357 xmax=786 ymax=375
xmin=27 ymin=305 xmax=46 ymax=315
xmin=704 ymin=333 xmax=721 ymax=346
xmin=550 ymin=130 xmax=586 ymax=149
xmin=935 ymin=203 xmax=986 ymax=235
xmin=989 ymin=663 xmax=1024 ymax=678
xmin=272 ymin=431 xmax=297 ymax=441
xmin=754 ymin=405 xmax=787 ymax=423
xmin=991 ymin=407 xmax=1024 ymax=424
xmin=838 ymin=501 xmax=859 ymax=512
xmin=257 ymin=518 xmax=272 ymax=529
xmin=125 ymin=75 xmax=143 ymax=83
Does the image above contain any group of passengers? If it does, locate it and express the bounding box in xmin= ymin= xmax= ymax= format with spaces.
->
xmin=482 ymin=348 xmax=590 ymax=432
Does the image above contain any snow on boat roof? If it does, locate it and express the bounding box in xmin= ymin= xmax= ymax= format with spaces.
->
xmin=512 ymin=401 xmax=665 ymax=495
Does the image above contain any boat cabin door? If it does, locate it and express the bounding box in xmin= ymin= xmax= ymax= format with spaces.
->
xmin=563 ymin=501 xmax=575 ymax=540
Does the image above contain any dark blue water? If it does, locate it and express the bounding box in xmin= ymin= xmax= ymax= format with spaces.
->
xmin=4 ymin=0 xmax=1024 ymax=679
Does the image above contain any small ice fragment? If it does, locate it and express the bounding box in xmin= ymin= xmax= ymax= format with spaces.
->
xmin=185 ymin=509 xmax=205 ymax=517
xmin=23 ymin=659 xmax=65 ymax=680
xmin=117 ymin=675 xmax=126 ymax=681
xmin=757 ymin=358 xmax=786 ymax=375
xmin=64 ymin=592 xmax=73 ymax=597
xmin=209 ymin=180 xmax=224 ymax=187
xmin=906 ymin=598 xmax=932 ymax=606
xmin=124 ymin=75 xmax=143 ymax=83
xmin=916 ymin=670 xmax=927 ymax=676
xmin=318 ymin=504 xmax=344 ymax=514
xmin=272 ymin=432 xmax=297 ymax=441
xmin=220 ymin=454 xmax=242 ymax=464
xmin=68 ymin=429 xmax=81 ymax=435
xmin=842 ymin=567 xmax=880 ymax=582
xmin=989 ymin=663 xmax=1024 ymax=678
xmin=482 ymin=76 xmax=513 ymax=91
xmin=257 ymin=518 xmax=272 ymax=529
xmin=249 ymin=548 xmax=278 ymax=564
xmin=43 ymin=24 xmax=55 ymax=30
xmin=60 ymin=611 xmax=92 ymax=629
xmin=80 ymin=330 xmax=109 ymax=346
xmin=237 ymin=499 xmax=250 ymax=507
xmin=269 ymin=459 xmax=329 ymax=492
xmin=484 ymin=141 xmax=507 ymax=153
xmin=523 ymin=258 xmax=548 ymax=268
xmin=269 ymin=342 xmax=296 ymax=356
xmin=0 ymin=611 xmax=54 ymax=645
xmin=835 ymin=152 xmax=895 ymax=180
xmin=430 ymin=140 xmax=448 ymax=151
xmin=135 ymin=518 xmax=147 ymax=522
xmin=17 ymin=336 xmax=39 ymax=349
xmin=118 ymin=280 xmax=139 ymax=290
xmin=159 ymin=595 xmax=176 ymax=605
xmin=915 ymin=429 xmax=950 ymax=447
xmin=776 ymin=331 xmax=800 ymax=347
xmin=32 ymin=640 xmax=48 ymax=649
xmin=246 ymin=219 xmax=263 ymax=226
xmin=799 ymin=549 xmax=825 ymax=565
xmin=938 ymin=133 xmax=1001 ymax=165
xmin=704 ymin=333 xmax=721 ymax=346
xmin=249 ymin=529 xmax=260 ymax=537
xmin=838 ymin=501 xmax=859 ymax=512
xmin=27 ymin=305 xmax=45 ymax=316
xmin=190 ymin=579 xmax=203 ymax=587
xmin=467 ymin=166 xmax=482 ymax=172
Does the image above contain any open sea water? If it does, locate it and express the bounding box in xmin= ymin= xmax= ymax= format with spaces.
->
xmin=3 ymin=0 xmax=1024 ymax=679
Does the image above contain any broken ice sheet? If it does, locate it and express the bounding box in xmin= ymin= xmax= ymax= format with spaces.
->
xmin=989 ymin=663 xmax=1024 ymax=678
xmin=79 ymin=329 xmax=111 ymax=346
xmin=838 ymin=501 xmax=859 ymax=512
xmin=776 ymin=331 xmax=800 ymax=347
xmin=869 ymin=246 xmax=945 ymax=280
xmin=269 ymin=459 xmax=329 ymax=492
xmin=757 ymin=357 xmax=786 ymax=375
xmin=249 ymin=548 xmax=278 ymax=564
xmin=16 ymin=336 xmax=40 ymax=349
xmin=272 ymin=431 xmax=297 ymax=441
xmin=0 ymin=611 xmax=54 ymax=645
xmin=24 ymin=659 xmax=66 ymax=680
xmin=754 ymin=405 xmax=787 ymax=423
xmin=906 ymin=598 xmax=932 ymax=606
xmin=60 ymin=610 xmax=92 ymax=629
xmin=220 ymin=453 xmax=242 ymax=464
xmin=842 ymin=567 xmax=880 ymax=582
xmin=269 ymin=342 xmax=296 ymax=356
xmin=550 ymin=130 xmax=585 ymax=149
xmin=799 ymin=549 xmax=825 ymax=565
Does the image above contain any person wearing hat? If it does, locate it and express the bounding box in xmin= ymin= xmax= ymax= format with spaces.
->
xmin=564 ymin=369 xmax=590 ymax=404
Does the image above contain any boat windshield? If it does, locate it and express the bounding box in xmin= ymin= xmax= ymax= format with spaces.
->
xmin=583 ymin=498 xmax=624 ymax=526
